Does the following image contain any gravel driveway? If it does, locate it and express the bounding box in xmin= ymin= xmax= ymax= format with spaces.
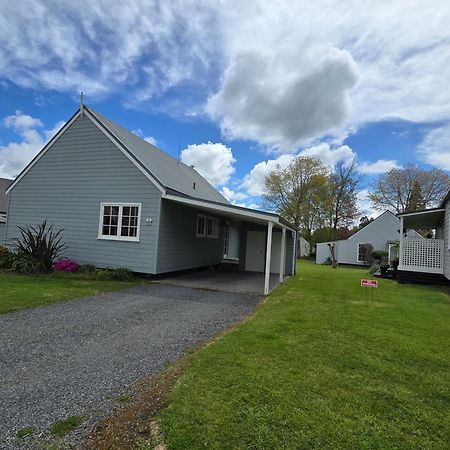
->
xmin=0 ymin=283 xmax=260 ymax=448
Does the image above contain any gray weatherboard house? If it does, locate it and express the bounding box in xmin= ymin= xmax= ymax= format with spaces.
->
xmin=4 ymin=105 xmax=296 ymax=294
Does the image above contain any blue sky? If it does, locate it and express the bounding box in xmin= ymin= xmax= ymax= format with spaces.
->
xmin=1 ymin=1 xmax=450 ymax=216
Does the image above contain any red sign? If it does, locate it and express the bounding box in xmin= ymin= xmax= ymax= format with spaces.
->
xmin=361 ymin=279 xmax=378 ymax=288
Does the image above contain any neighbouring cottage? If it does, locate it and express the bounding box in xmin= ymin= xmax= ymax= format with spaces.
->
xmin=315 ymin=210 xmax=422 ymax=266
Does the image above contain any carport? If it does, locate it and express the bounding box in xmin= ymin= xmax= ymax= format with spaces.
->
xmin=161 ymin=193 xmax=297 ymax=295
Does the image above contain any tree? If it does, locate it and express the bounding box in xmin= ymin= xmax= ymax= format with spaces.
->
xmin=369 ymin=164 xmax=449 ymax=213
xmin=263 ymin=156 xmax=329 ymax=251
xmin=327 ymin=159 xmax=360 ymax=240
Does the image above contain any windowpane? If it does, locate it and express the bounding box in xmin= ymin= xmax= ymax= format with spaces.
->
xmin=100 ymin=204 xmax=139 ymax=239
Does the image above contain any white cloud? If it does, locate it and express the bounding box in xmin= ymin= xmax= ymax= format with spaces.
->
xmin=180 ymin=142 xmax=236 ymax=187
xmin=358 ymin=159 xmax=401 ymax=174
xmin=144 ymin=136 xmax=157 ymax=146
xmin=0 ymin=112 xmax=60 ymax=179
xmin=417 ymin=124 xmax=450 ymax=169
xmin=241 ymin=143 xmax=356 ymax=197
xmin=132 ymin=129 xmax=157 ymax=146
xmin=220 ymin=186 xmax=248 ymax=203
xmin=3 ymin=111 xmax=43 ymax=131
xmin=357 ymin=189 xmax=377 ymax=218
xmin=241 ymin=154 xmax=296 ymax=196
xmin=300 ymin=143 xmax=356 ymax=168
xmin=206 ymin=47 xmax=358 ymax=149
xmin=1 ymin=1 xmax=450 ymax=147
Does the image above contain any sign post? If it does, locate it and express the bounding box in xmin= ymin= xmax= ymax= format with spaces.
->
xmin=360 ymin=279 xmax=378 ymax=304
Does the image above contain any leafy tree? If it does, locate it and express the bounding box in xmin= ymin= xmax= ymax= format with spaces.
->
xmin=263 ymin=156 xmax=329 ymax=251
xmin=327 ymin=159 xmax=359 ymax=239
xmin=369 ymin=164 xmax=449 ymax=213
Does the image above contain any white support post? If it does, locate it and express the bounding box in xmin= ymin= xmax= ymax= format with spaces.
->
xmin=399 ymin=216 xmax=404 ymax=268
xmin=264 ymin=221 xmax=274 ymax=295
xmin=279 ymin=227 xmax=286 ymax=283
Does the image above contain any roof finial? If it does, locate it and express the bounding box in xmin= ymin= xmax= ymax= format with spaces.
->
xmin=80 ymin=91 xmax=84 ymax=117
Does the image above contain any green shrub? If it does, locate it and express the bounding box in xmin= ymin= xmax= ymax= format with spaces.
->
xmin=13 ymin=221 xmax=66 ymax=273
xmin=10 ymin=252 xmax=47 ymax=273
xmin=369 ymin=264 xmax=380 ymax=275
xmin=372 ymin=250 xmax=388 ymax=261
xmin=111 ymin=267 xmax=133 ymax=281
xmin=0 ymin=246 xmax=11 ymax=270
xmin=78 ymin=264 xmax=97 ymax=274
xmin=94 ymin=267 xmax=133 ymax=281
xmin=95 ymin=268 xmax=115 ymax=280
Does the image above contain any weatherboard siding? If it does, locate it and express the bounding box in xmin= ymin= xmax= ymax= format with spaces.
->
xmin=6 ymin=115 xmax=161 ymax=273
xmin=156 ymin=200 xmax=224 ymax=273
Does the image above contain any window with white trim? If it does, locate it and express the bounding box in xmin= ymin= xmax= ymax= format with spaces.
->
xmin=206 ymin=217 xmax=219 ymax=239
xmin=196 ymin=214 xmax=206 ymax=237
xmin=99 ymin=203 xmax=141 ymax=241
xmin=357 ymin=243 xmax=370 ymax=263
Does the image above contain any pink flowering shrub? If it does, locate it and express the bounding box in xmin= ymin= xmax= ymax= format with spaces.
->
xmin=52 ymin=258 xmax=80 ymax=273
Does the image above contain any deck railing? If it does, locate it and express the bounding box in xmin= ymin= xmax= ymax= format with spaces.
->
xmin=399 ymin=238 xmax=444 ymax=274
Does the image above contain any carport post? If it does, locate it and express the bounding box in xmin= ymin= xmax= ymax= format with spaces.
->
xmin=264 ymin=221 xmax=274 ymax=295
xmin=279 ymin=227 xmax=286 ymax=283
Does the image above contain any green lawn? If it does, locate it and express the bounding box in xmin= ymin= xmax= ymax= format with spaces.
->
xmin=159 ymin=261 xmax=450 ymax=449
xmin=0 ymin=272 xmax=142 ymax=314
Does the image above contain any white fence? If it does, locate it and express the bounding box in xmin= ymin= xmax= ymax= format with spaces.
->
xmin=399 ymin=238 xmax=444 ymax=274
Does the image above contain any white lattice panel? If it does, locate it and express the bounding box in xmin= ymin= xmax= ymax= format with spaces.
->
xmin=402 ymin=238 xmax=443 ymax=271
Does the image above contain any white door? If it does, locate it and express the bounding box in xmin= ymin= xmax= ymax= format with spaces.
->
xmin=245 ymin=231 xmax=265 ymax=272
xmin=270 ymin=232 xmax=281 ymax=274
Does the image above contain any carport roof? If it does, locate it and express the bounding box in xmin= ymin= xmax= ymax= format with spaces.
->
xmin=163 ymin=190 xmax=296 ymax=231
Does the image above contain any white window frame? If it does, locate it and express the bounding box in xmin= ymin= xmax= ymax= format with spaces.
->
xmin=357 ymin=242 xmax=371 ymax=263
xmin=98 ymin=202 xmax=142 ymax=242
xmin=206 ymin=216 xmax=220 ymax=239
xmin=196 ymin=214 xmax=206 ymax=238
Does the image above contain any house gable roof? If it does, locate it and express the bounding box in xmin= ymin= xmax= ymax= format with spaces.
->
xmin=7 ymin=106 xmax=229 ymax=205
xmin=0 ymin=177 xmax=13 ymax=214
xmin=85 ymin=107 xmax=228 ymax=204
xmin=347 ymin=210 xmax=397 ymax=241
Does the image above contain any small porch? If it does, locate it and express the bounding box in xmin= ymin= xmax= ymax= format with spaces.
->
xmin=161 ymin=194 xmax=297 ymax=295
xmin=397 ymin=208 xmax=447 ymax=283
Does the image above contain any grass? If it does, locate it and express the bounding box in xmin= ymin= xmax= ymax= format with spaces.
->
xmin=159 ymin=261 xmax=450 ymax=449
xmin=115 ymin=394 xmax=131 ymax=403
xmin=49 ymin=416 xmax=84 ymax=437
xmin=0 ymin=272 xmax=143 ymax=314
xmin=16 ymin=426 xmax=34 ymax=440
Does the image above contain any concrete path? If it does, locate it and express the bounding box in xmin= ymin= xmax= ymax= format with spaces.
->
xmin=0 ymin=284 xmax=259 ymax=448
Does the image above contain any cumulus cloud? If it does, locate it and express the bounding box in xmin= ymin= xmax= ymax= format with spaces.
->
xmin=132 ymin=129 xmax=157 ymax=146
xmin=220 ymin=186 xmax=248 ymax=203
xmin=2 ymin=1 xmax=450 ymax=149
xmin=206 ymin=47 xmax=358 ymax=149
xmin=300 ymin=143 xmax=356 ymax=168
xmin=0 ymin=112 xmax=60 ymax=179
xmin=357 ymin=159 xmax=402 ymax=174
xmin=417 ymin=124 xmax=450 ymax=169
xmin=180 ymin=142 xmax=236 ymax=187
xmin=241 ymin=154 xmax=296 ymax=196
xmin=241 ymin=143 xmax=356 ymax=196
